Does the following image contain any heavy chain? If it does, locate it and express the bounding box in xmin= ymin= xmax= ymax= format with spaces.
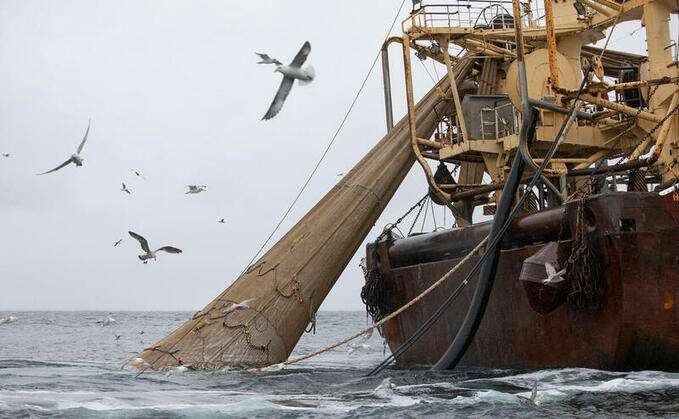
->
xmin=564 ymin=199 xmax=604 ymax=310
xmin=377 ymin=194 xmax=428 ymax=241
xmin=360 ymin=269 xmax=398 ymax=323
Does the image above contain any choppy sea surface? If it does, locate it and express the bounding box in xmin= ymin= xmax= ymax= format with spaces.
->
xmin=0 ymin=311 xmax=677 ymax=418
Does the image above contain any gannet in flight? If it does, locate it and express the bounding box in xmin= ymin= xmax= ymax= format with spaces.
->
xmin=255 ymin=52 xmax=282 ymax=65
xmin=128 ymin=231 xmax=182 ymax=263
xmin=38 ymin=120 xmax=91 ymax=175
xmin=262 ymin=41 xmax=314 ymax=120
xmin=185 ymin=185 xmax=207 ymax=194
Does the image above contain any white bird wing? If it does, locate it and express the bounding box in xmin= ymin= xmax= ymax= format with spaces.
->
xmin=76 ymin=120 xmax=91 ymax=154
xmin=156 ymin=246 xmax=182 ymax=254
xmin=545 ymin=262 xmax=557 ymax=278
xmin=38 ymin=158 xmax=73 ymax=175
xmin=262 ymin=76 xmax=294 ymax=120
xmin=290 ymin=41 xmax=311 ymax=68
xmin=128 ymin=231 xmax=150 ymax=253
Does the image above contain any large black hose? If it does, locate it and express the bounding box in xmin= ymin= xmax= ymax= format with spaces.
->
xmin=431 ymin=110 xmax=537 ymax=369
xmin=431 ymin=66 xmax=593 ymax=370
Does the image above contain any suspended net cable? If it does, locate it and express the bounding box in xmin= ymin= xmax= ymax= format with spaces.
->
xmin=241 ymin=0 xmax=409 ymax=273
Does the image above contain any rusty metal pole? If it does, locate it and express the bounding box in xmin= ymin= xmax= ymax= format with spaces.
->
xmin=544 ymin=0 xmax=559 ymax=88
xmin=402 ymin=33 xmax=454 ymax=202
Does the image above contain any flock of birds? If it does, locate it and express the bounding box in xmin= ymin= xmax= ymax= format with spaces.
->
xmin=0 ymin=41 xmax=318 ymax=265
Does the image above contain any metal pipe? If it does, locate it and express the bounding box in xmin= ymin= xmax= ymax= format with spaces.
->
xmin=579 ymin=93 xmax=663 ymax=122
xmin=442 ymin=38 xmax=469 ymax=142
xmin=528 ymin=98 xmax=594 ymax=120
xmin=381 ymin=46 xmax=394 ymax=131
xmin=447 ymin=159 xmax=649 ymax=200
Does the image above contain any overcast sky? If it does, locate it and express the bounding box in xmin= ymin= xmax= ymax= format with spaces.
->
xmin=0 ymin=1 xmax=670 ymax=311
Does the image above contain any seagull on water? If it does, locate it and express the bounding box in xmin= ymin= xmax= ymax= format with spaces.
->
xmin=262 ymin=41 xmax=314 ymax=120
xmin=165 ymin=365 xmax=190 ymax=376
xmin=542 ymin=262 xmax=566 ymax=285
xmin=516 ymin=380 xmax=538 ymax=406
xmin=97 ymin=313 xmax=116 ymax=326
xmin=38 ymin=120 xmax=91 ymax=175
xmin=128 ymin=231 xmax=182 ymax=264
xmin=374 ymin=377 xmax=396 ymax=392
xmin=120 ymin=357 xmax=153 ymax=370
xmin=185 ymin=185 xmax=207 ymax=194
xmin=0 ymin=316 xmax=17 ymax=325
xmin=221 ymin=298 xmax=255 ymax=315
xmin=121 ymin=182 xmax=131 ymax=194
xmin=255 ymin=52 xmax=282 ymax=65
xmin=114 ymin=239 xmax=122 ymax=247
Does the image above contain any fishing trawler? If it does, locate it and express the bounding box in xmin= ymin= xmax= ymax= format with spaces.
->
xmin=362 ymin=0 xmax=679 ymax=370
xmin=134 ymin=0 xmax=678 ymax=372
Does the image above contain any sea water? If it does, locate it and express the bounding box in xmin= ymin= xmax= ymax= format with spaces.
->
xmin=0 ymin=311 xmax=677 ymax=418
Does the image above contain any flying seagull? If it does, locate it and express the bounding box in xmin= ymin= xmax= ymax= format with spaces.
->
xmin=542 ymin=262 xmax=566 ymax=285
xmin=262 ymin=41 xmax=315 ymax=120
xmin=218 ymin=218 xmax=225 ymax=224
xmin=38 ymin=120 xmax=91 ymax=175
xmin=121 ymin=182 xmax=131 ymax=194
xmin=114 ymin=239 xmax=123 ymax=247
xmin=2 ymin=153 xmax=9 ymax=158
xmin=348 ymin=328 xmax=373 ymax=354
xmin=255 ymin=52 xmax=282 ymax=65
xmin=185 ymin=185 xmax=207 ymax=194
xmin=337 ymin=172 xmax=344 ymax=177
xmin=114 ymin=334 xmax=121 ymax=341
xmin=131 ymin=169 xmax=143 ymax=178
xmin=221 ymin=298 xmax=255 ymax=316
xmin=128 ymin=231 xmax=182 ymax=263
xmin=517 ymin=380 xmax=538 ymax=406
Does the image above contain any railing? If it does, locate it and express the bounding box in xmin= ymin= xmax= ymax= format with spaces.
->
xmin=480 ymin=102 xmax=517 ymax=140
xmin=402 ymin=1 xmax=547 ymax=32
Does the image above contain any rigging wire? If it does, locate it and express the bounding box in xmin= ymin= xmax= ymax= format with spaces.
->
xmin=241 ymin=0 xmax=409 ymax=274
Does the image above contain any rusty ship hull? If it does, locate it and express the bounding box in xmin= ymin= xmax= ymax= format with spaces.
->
xmin=369 ymin=192 xmax=679 ymax=370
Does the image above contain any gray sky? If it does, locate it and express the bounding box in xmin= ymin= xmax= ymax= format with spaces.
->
xmin=0 ymin=1 xmax=669 ymax=311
